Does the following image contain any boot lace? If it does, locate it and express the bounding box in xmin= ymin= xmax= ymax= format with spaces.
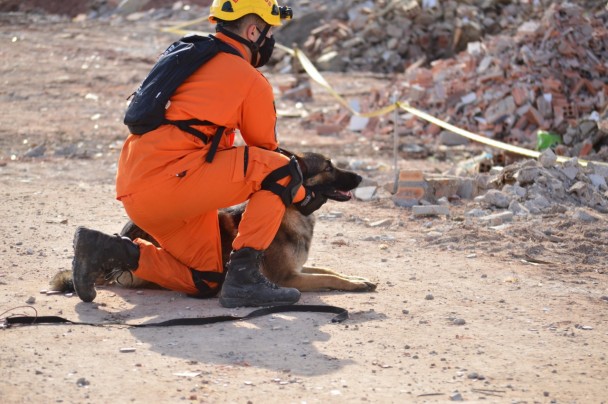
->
xmin=252 ymin=255 xmax=280 ymax=290
xmin=251 ymin=270 xmax=280 ymax=290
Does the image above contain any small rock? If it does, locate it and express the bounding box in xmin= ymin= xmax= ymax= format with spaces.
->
xmin=76 ymin=377 xmax=90 ymax=387
xmin=424 ymin=231 xmax=443 ymax=241
xmin=478 ymin=189 xmax=511 ymax=208
xmin=572 ymin=208 xmax=600 ymax=222
xmin=509 ymin=200 xmax=530 ymax=216
xmin=516 ymin=166 xmax=540 ymax=185
xmin=354 ymin=186 xmax=377 ymax=201
xmin=450 ymin=391 xmax=464 ymax=401
xmin=560 ymin=165 xmax=579 ymax=180
xmin=368 ymin=219 xmax=392 ymax=227
xmin=479 ymin=211 xmax=514 ymax=226
xmin=439 ymin=130 xmax=469 ymax=146
xmin=425 ymin=294 xmax=434 ymax=300
xmin=24 ymin=144 xmax=46 ymax=158
xmin=539 ymin=148 xmax=557 ymax=168
xmin=412 ymin=205 xmax=450 ymax=217
xmin=465 ymin=208 xmax=488 ymax=217
xmin=453 ymin=318 xmax=466 ymax=326
xmin=26 ymin=296 xmax=36 ymax=304
xmin=588 ymin=174 xmax=607 ymax=189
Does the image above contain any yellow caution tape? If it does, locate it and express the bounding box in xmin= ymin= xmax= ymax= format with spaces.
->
xmin=162 ymin=19 xmax=607 ymax=167
xmin=292 ymin=47 xmax=395 ymax=118
xmin=160 ymin=17 xmax=209 ymax=36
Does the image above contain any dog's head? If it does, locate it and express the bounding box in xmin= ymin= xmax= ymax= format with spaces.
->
xmin=295 ymin=152 xmax=362 ymax=202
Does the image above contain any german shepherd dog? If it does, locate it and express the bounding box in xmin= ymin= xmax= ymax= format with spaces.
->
xmin=50 ymin=151 xmax=377 ymax=295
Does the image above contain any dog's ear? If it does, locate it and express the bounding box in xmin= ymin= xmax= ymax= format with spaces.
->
xmin=276 ymin=148 xmax=307 ymax=177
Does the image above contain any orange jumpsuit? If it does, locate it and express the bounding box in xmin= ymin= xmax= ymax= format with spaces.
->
xmin=116 ymin=32 xmax=305 ymax=297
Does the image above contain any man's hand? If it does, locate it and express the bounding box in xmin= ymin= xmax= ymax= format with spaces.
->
xmin=294 ymin=188 xmax=327 ymax=216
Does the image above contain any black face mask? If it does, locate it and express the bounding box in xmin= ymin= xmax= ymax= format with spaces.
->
xmin=254 ymin=35 xmax=275 ymax=68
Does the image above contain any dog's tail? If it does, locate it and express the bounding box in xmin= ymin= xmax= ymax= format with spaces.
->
xmin=49 ymin=270 xmax=75 ymax=293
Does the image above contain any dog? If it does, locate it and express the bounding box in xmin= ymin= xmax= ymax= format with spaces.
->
xmin=50 ymin=151 xmax=377 ymax=295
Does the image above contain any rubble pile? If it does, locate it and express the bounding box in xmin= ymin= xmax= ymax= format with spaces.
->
xmin=292 ymin=3 xmax=608 ymax=163
xmin=384 ymin=151 xmax=608 ymax=218
xmin=281 ymin=0 xmax=538 ymax=73
xmin=388 ymin=3 xmax=608 ymax=155
xmin=472 ymin=150 xmax=608 ymax=220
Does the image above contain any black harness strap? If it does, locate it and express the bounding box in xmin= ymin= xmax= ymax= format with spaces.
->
xmin=260 ymin=156 xmax=303 ymax=206
xmin=165 ymin=118 xmax=213 ymax=144
xmin=3 ymin=304 xmax=348 ymax=328
xmin=163 ymin=118 xmax=226 ymax=163
xmin=188 ymin=268 xmax=226 ymax=299
xmin=205 ymin=125 xmax=226 ymax=163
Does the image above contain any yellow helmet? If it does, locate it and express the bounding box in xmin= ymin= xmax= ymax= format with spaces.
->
xmin=209 ymin=0 xmax=292 ymax=26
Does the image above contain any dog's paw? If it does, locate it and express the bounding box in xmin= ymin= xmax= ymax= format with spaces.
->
xmin=363 ymin=281 xmax=377 ymax=292
xmin=351 ymin=280 xmax=377 ymax=292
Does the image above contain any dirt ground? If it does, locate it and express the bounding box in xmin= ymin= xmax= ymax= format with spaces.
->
xmin=1 ymin=10 xmax=607 ymax=404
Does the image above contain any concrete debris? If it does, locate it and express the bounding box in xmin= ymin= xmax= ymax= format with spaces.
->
xmin=478 ymin=211 xmax=513 ymax=226
xmin=572 ymin=208 xmax=601 ymax=222
xmin=394 ymin=153 xmax=608 ymax=217
xmin=539 ymin=148 xmax=557 ymax=168
xmin=412 ymin=204 xmax=450 ymax=217
xmin=354 ymin=186 xmax=378 ymax=202
xmin=475 ymin=189 xmax=510 ymax=209
xmin=477 ymin=157 xmax=608 ymax=215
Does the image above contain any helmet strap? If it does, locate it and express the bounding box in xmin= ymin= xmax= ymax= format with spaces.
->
xmin=217 ymin=23 xmax=271 ymax=66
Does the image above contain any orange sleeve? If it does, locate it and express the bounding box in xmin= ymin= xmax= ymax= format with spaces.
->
xmin=239 ymin=73 xmax=279 ymax=151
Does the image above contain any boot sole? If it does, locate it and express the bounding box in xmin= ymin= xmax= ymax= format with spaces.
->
xmin=72 ymin=227 xmax=96 ymax=303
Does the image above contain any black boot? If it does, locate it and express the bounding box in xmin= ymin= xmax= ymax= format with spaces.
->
xmin=72 ymin=226 xmax=140 ymax=302
xmin=219 ymin=248 xmax=301 ymax=308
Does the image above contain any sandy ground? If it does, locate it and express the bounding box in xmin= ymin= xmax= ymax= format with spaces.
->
xmin=1 ymin=13 xmax=607 ymax=404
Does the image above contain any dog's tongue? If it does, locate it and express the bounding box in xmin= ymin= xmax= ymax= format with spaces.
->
xmin=339 ymin=190 xmax=352 ymax=198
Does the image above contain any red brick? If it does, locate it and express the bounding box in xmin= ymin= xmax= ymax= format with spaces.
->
xmin=579 ymin=141 xmax=593 ymax=157
xmin=525 ymin=106 xmax=544 ymax=127
xmin=512 ymin=86 xmax=529 ymax=106
xmin=542 ymin=78 xmax=562 ymax=93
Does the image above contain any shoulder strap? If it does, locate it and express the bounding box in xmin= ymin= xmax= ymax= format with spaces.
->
xmin=124 ymin=35 xmax=242 ymax=137
xmin=168 ymin=36 xmax=241 ymax=162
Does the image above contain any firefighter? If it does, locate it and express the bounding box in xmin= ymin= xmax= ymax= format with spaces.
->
xmin=72 ymin=0 xmax=326 ymax=308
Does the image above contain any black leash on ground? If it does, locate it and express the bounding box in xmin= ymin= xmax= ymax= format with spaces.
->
xmin=2 ymin=304 xmax=348 ymax=328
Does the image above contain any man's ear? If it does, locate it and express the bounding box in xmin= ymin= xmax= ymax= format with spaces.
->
xmin=245 ymin=24 xmax=257 ymax=41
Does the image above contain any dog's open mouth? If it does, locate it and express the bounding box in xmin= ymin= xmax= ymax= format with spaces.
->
xmin=323 ymin=189 xmax=353 ymax=202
